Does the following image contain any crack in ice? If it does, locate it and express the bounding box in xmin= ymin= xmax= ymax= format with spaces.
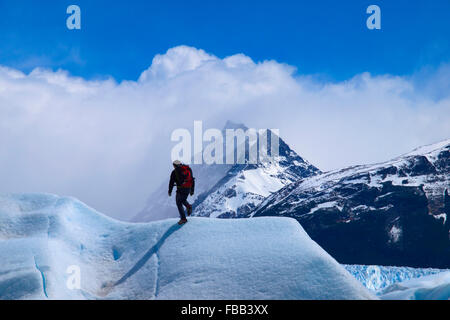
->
xmin=101 ymin=223 xmax=184 ymax=297
xmin=34 ymin=256 xmax=48 ymax=298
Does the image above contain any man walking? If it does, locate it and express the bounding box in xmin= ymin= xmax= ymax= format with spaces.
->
xmin=169 ymin=160 xmax=195 ymax=225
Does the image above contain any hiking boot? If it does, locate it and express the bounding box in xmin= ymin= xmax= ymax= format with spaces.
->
xmin=178 ymin=218 xmax=188 ymax=225
xmin=186 ymin=205 xmax=193 ymax=216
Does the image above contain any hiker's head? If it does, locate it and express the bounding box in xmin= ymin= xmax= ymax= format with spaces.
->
xmin=172 ymin=160 xmax=182 ymax=168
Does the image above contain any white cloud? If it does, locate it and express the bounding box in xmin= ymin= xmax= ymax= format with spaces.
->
xmin=139 ymin=45 xmax=217 ymax=81
xmin=0 ymin=46 xmax=449 ymax=220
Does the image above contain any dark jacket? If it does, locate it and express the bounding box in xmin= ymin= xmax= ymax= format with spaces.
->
xmin=169 ymin=166 xmax=195 ymax=194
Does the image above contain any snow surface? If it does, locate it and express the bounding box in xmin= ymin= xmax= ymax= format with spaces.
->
xmin=0 ymin=193 xmax=374 ymax=300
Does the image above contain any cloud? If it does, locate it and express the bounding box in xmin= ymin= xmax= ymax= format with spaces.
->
xmin=0 ymin=46 xmax=449 ymax=220
xmin=138 ymin=45 xmax=217 ymax=81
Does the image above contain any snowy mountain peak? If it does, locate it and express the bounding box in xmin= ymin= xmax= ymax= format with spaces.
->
xmin=133 ymin=121 xmax=320 ymax=222
xmin=192 ymin=127 xmax=320 ymax=218
xmin=223 ymin=120 xmax=248 ymax=131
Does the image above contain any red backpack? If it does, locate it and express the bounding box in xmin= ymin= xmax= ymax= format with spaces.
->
xmin=178 ymin=165 xmax=194 ymax=188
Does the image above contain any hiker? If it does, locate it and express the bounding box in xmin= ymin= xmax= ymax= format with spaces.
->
xmin=168 ymin=160 xmax=195 ymax=225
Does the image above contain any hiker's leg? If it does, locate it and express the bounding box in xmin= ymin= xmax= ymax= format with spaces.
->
xmin=180 ymin=189 xmax=192 ymax=216
xmin=181 ymin=189 xmax=190 ymax=207
xmin=175 ymin=191 xmax=186 ymax=220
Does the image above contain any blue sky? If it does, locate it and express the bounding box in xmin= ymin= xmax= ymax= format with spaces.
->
xmin=0 ymin=0 xmax=449 ymax=81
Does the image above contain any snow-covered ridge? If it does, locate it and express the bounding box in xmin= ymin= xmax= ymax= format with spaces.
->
xmin=252 ymin=139 xmax=450 ymax=268
xmin=0 ymin=193 xmax=374 ymax=300
xmin=254 ymin=139 xmax=449 ymax=220
xmin=261 ymin=139 xmax=449 ymax=200
xmin=402 ymin=138 xmax=450 ymax=158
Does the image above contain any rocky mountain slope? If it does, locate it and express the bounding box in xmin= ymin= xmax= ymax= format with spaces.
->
xmin=251 ymin=139 xmax=450 ymax=268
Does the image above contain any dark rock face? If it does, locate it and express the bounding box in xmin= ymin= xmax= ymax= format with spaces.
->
xmin=224 ymin=188 xmax=237 ymax=198
xmin=252 ymin=141 xmax=450 ymax=268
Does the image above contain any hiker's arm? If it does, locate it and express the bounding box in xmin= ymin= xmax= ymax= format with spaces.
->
xmin=190 ymin=168 xmax=195 ymax=195
xmin=168 ymin=171 xmax=175 ymax=195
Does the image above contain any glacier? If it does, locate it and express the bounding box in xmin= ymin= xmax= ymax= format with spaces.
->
xmin=379 ymin=271 xmax=450 ymax=300
xmin=0 ymin=193 xmax=374 ymax=300
xmin=344 ymin=265 xmax=449 ymax=293
xmin=345 ymin=265 xmax=450 ymax=300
